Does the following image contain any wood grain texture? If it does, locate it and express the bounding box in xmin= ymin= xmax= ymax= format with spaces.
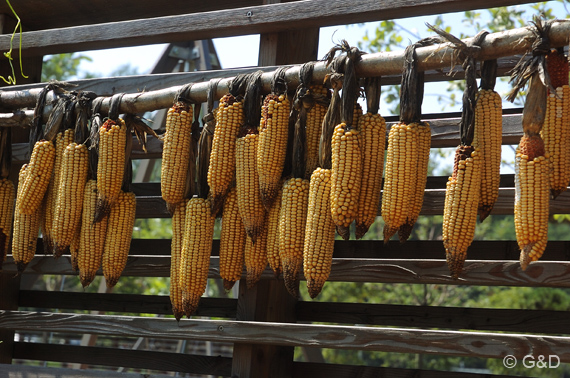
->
xmin=12 ymin=342 xmax=232 ymax=376
xmin=0 ymin=274 xmax=19 ymax=363
xmin=0 ymin=363 xmax=178 ymax=378
xmin=1 ymin=310 xmax=570 ymax=362
xmin=4 ymin=256 xmax=570 ymax=287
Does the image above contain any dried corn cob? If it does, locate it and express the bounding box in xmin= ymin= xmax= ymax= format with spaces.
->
xmin=43 ymin=129 xmax=74 ymax=253
xmin=17 ymin=140 xmax=55 ymax=215
xmin=170 ymin=202 xmax=186 ymax=320
xmin=244 ymin=222 xmax=268 ymax=289
xmin=161 ymin=101 xmax=193 ymax=213
xmin=304 ymin=168 xmax=336 ymax=298
xmin=266 ymin=185 xmax=283 ymax=277
xmin=179 ymin=197 xmax=215 ymax=317
xmin=12 ymin=166 xmax=42 ymax=273
xmin=305 ymin=85 xmax=329 ymax=178
xmin=69 ymin=224 xmax=80 ymax=272
xmin=95 ymin=117 xmax=127 ymax=222
xmin=102 ymin=190 xmax=136 ymax=288
xmin=208 ymin=94 xmax=244 ymax=215
xmin=473 ymin=88 xmax=503 ymax=221
xmin=52 ymin=143 xmax=89 ymax=257
xmin=541 ymin=49 xmax=570 ymax=199
xmin=279 ymin=177 xmax=310 ymax=297
xmin=0 ymin=178 xmax=15 ymax=269
xmin=257 ymin=93 xmax=290 ymax=209
xmin=443 ymin=146 xmax=482 ymax=278
xmin=516 ymin=135 xmax=550 ymax=269
xmin=78 ymin=180 xmax=108 ymax=287
xmin=219 ymin=186 xmax=247 ymax=290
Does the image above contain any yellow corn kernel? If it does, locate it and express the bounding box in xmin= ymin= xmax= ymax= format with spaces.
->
xmin=219 ymin=187 xmax=246 ymax=290
xmin=266 ymin=184 xmax=283 ymax=277
xmin=96 ymin=118 xmax=127 ymax=222
xmin=161 ymin=102 xmax=193 ymax=213
xmin=78 ymin=180 xmax=109 ymax=287
xmin=52 ymin=143 xmax=89 ymax=258
xmin=69 ymin=223 xmax=81 ymax=272
xmin=17 ymin=140 xmax=56 ymax=215
xmin=442 ymin=146 xmax=482 ymax=279
xmin=257 ymin=94 xmax=290 ymax=209
xmin=305 ymin=85 xmax=329 ymax=178
xmin=170 ymin=203 xmax=186 ymax=321
xmin=102 ymin=191 xmax=136 ymax=288
xmin=0 ymin=178 xmax=15 ymax=269
xmin=303 ymin=168 xmax=336 ymax=298
xmin=244 ymin=224 xmax=268 ymax=289
xmin=179 ymin=197 xmax=215 ymax=317
xmin=355 ymin=113 xmax=386 ymax=239
xmin=330 ymin=123 xmax=362 ymax=240
xmin=208 ymin=95 xmax=244 ymax=214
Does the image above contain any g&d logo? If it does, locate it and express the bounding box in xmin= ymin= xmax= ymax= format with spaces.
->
xmin=503 ymin=355 xmax=560 ymax=369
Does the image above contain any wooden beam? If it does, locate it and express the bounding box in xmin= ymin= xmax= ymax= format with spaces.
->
xmin=12 ymin=342 xmax=232 ymax=376
xmin=1 ymin=310 xmax=570 ymax=362
xmin=0 ymin=274 xmax=19 ymax=364
xmin=0 ymin=0 xmax=540 ymax=57
xmin=0 ymin=363 xmax=178 ymax=378
xmin=4 ymin=255 xmax=570 ymax=288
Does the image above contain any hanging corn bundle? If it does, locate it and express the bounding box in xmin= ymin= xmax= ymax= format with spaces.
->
xmin=355 ymin=76 xmax=386 ymax=239
xmin=429 ymin=27 xmax=487 ymax=278
xmin=0 ymin=128 xmax=14 ymax=270
xmin=507 ymin=17 xmax=554 ymax=270
xmin=178 ymin=98 xmax=216 ymax=317
xmin=381 ymin=40 xmax=432 ymax=243
xmin=303 ymin=61 xmax=344 ymax=298
xmin=473 ymin=59 xmax=503 ymax=221
xmin=51 ymin=92 xmax=94 ymax=258
xmin=327 ymin=41 xmax=364 ymax=241
xmin=304 ymin=80 xmax=331 ymax=178
xmin=540 ymin=47 xmax=570 ymax=199
xmin=257 ymin=67 xmax=291 ymax=210
xmin=208 ymin=75 xmax=247 ymax=216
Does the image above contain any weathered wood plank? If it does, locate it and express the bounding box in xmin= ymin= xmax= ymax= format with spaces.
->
xmin=1 ymin=0 xmax=540 ymax=57
xmin=0 ymin=274 xmax=19 ymax=364
xmin=296 ymin=301 xmax=570 ymax=334
xmin=12 ymin=342 xmax=232 ymax=376
xmin=4 ymin=255 xmax=570 ymax=288
xmin=1 ymin=311 xmax=570 ymax=362
xmin=291 ymin=361 xmax=517 ymax=378
xmin=18 ymin=290 xmax=237 ymax=318
xmin=0 ymin=363 xmax=178 ymax=378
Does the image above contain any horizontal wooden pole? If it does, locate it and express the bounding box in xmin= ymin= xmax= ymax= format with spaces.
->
xmin=0 ymin=363 xmax=177 ymax=378
xmin=18 ymin=289 xmax=569 ymax=334
xmin=1 ymin=310 xmax=570 ymax=362
xmin=12 ymin=342 xmax=232 ymax=376
xmin=3 ymin=256 xmax=570 ymax=287
xmin=0 ymin=0 xmax=539 ymax=57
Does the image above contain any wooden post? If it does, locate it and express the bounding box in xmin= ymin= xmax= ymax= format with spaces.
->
xmin=0 ymin=273 xmax=20 ymax=364
xmin=231 ymin=3 xmax=319 ymax=376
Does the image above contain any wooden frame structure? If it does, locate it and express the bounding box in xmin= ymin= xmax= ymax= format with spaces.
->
xmin=1 ymin=1 xmax=570 ymax=377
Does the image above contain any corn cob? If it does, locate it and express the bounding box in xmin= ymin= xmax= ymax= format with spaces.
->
xmin=304 ymin=168 xmax=336 ymax=298
xmin=102 ymin=190 xmax=136 ymax=288
xmin=244 ymin=221 xmax=268 ymax=289
xmin=257 ymin=94 xmax=290 ymax=209
xmin=170 ymin=202 xmax=186 ymax=320
xmin=266 ymin=185 xmax=283 ymax=276
xmin=12 ymin=166 xmax=42 ymax=273
xmin=78 ymin=180 xmax=109 ymax=287
xmin=305 ymin=85 xmax=329 ymax=178
xmin=398 ymin=124 xmax=431 ymax=242
xmin=541 ymin=49 xmax=570 ymax=199
xmin=43 ymin=129 xmax=74 ymax=253
xmin=161 ymin=102 xmax=193 ymax=213
xmin=355 ymin=112 xmax=386 ymax=239
xmin=236 ymin=132 xmax=266 ymax=242
xmin=69 ymin=224 xmax=80 ymax=272
xmin=95 ymin=118 xmax=127 ymax=222
xmin=179 ymin=197 xmax=215 ymax=317
xmin=208 ymin=94 xmax=244 ymax=215
xmin=52 ymin=143 xmax=89 ymax=257
xmin=0 ymin=178 xmax=15 ymax=269
xmin=473 ymin=89 xmax=503 ymax=221
xmin=219 ymin=186 xmax=247 ymax=291
xmin=515 ymin=135 xmax=550 ymax=270
xmin=16 ymin=140 xmax=55 ymax=215
xmin=278 ymin=177 xmax=310 ymax=297
xmin=330 ymin=123 xmax=362 ymax=240
xmin=442 ymin=146 xmax=482 ymax=278
xmin=352 ymin=103 xmax=363 ymax=132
